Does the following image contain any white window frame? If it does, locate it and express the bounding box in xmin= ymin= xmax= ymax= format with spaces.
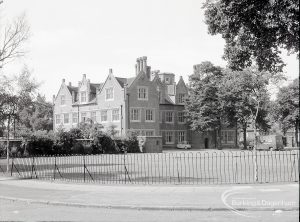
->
xmin=165 ymin=111 xmax=174 ymax=123
xmin=63 ymin=113 xmax=69 ymax=124
xmin=72 ymin=112 xmax=78 ymax=124
xmin=91 ymin=111 xmax=97 ymax=123
xmin=178 ymin=131 xmax=186 ymax=143
xmin=178 ymin=93 xmax=185 ymax=104
xmin=130 ymin=108 xmax=141 ymax=122
xmin=105 ymin=87 xmax=114 ymax=101
xmin=61 ymin=95 xmax=66 ymax=105
xmin=80 ymin=92 xmax=86 ymax=103
xmin=221 ymin=130 xmax=235 ymax=144
xmin=145 ymin=130 xmax=155 ymax=136
xmin=137 ymin=86 xmax=148 ymax=100
xmin=165 ymin=131 xmax=174 ymax=144
xmin=112 ymin=109 xmax=120 ymax=122
xmin=177 ymin=112 xmax=185 ymax=124
xmin=55 ymin=114 xmax=61 ymax=124
xmin=145 ymin=109 xmax=155 ymax=122
xmin=101 ymin=110 xmax=108 ymax=122
xmin=81 ymin=112 xmax=87 ymax=122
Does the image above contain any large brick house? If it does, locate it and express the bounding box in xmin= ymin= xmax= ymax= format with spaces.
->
xmin=53 ymin=57 xmax=238 ymax=149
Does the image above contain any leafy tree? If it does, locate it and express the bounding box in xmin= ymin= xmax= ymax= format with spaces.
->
xmin=203 ymin=0 xmax=299 ymax=73
xmin=218 ymin=68 xmax=272 ymax=149
xmin=273 ymin=78 xmax=299 ymax=146
xmin=185 ymin=61 xmax=224 ymax=148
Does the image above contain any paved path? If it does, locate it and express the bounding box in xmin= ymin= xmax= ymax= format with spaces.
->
xmin=0 ymin=177 xmax=298 ymax=211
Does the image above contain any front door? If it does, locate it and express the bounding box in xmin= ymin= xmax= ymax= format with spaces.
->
xmin=204 ymin=138 xmax=209 ymax=149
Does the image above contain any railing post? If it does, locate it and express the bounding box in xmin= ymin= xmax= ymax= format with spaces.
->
xmin=53 ymin=156 xmax=56 ymax=180
xmin=10 ymin=157 xmax=14 ymax=176
xmin=83 ymin=155 xmax=86 ymax=182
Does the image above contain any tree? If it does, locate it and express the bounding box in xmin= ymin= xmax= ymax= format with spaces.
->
xmin=218 ymin=68 xmax=271 ymax=150
xmin=0 ymin=14 xmax=30 ymax=67
xmin=203 ymin=0 xmax=299 ymax=73
xmin=185 ymin=62 xmax=224 ymax=148
xmin=273 ymin=78 xmax=299 ymax=146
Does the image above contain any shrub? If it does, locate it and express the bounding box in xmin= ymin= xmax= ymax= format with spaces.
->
xmin=25 ymin=130 xmax=54 ymax=155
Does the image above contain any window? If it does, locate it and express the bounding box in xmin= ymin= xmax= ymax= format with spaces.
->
xmin=55 ymin=114 xmax=61 ymax=124
xmin=177 ymin=112 xmax=185 ymax=123
xmin=91 ymin=111 xmax=96 ymax=123
xmin=165 ymin=131 xmax=174 ymax=144
xmin=145 ymin=130 xmax=154 ymax=136
xmin=178 ymin=93 xmax=185 ymax=103
xmin=101 ymin=110 xmax=108 ymax=122
xmin=72 ymin=113 xmax=78 ymax=124
xmin=63 ymin=113 xmax=69 ymax=124
xmin=81 ymin=112 xmax=87 ymax=122
xmin=165 ymin=77 xmax=170 ymax=83
xmin=130 ymin=108 xmax=140 ymax=122
xmin=81 ymin=92 xmax=86 ymax=103
xmin=61 ymin=95 xmax=66 ymax=105
xmin=138 ymin=87 xmax=148 ymax=100
xmin=165 ymin=111 xmax=174 ymax=123
xmin=178 ymin=131 xmax=185 ymax=143
xmin=112 ymin=109 xmax=120 ymax=121
xmin=105 ymin=87 xmax=114 ymax=100
xmin=145 ymin=109 xmax=154 ymax=122
xmin=221 ymin=131 xmax=235 ymax=144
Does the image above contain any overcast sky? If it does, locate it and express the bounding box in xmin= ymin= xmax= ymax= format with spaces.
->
xmin=1 ymin=0 xmax=299 ymax=101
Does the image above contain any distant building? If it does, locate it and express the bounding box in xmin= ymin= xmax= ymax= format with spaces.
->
xmin=53 ymin=57 xmax=238 ymax=149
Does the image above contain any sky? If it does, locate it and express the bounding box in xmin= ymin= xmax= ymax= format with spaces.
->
xmin=1 ymin=0 xmax=299 ymax=101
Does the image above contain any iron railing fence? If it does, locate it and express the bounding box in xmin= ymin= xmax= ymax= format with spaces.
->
xmin=1 ymin=150 xmax=299 ymax=184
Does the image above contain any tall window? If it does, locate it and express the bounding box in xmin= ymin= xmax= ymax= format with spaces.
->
xmin=165 ymin=111 xmax=174 ymax=123
xmin=81 ymin=92 xmax=86 ymax=103
xmin=138 ymin=87 xmax=148 ymax=100
xmin=55 ymin=114 xmax=61 ymax=124
xmin=165 ymin=131 xmax=174 ymax=144
xmin=101 ymin=110 xmax=108 ymax=122
xmin=105 ymin=87 xmax=114 ymax=100
xmin=112 ymin=109 xmax=120 ymax=121
xmin=178 ymin=131 xmax=185 ymax=143
xmin=91 ymin=111 xmax=96 ymax=123
xmin=177 ymin=112 xmax=185 ymax=123
xmin=130 ymin=108 xmax=140 ymax=122
xmin=145 ymin=109 xmax=154 ymax=122
xmin=221 ymin=131 xmax=235 ymax=144
xmin=178 ymin=93 xmax=185 ymax=103
xmin=61 ymin=95 xmax=66 ymax=105
xmin=81 ymin=112 xmax=87 ymax=122
xmin=63 ymin=113 xmax=69 ymax=124
xmin=72 ymin=113 xmax=78 ymax=124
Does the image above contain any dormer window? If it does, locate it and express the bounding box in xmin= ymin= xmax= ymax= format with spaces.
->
xmin=105 ymin=87 xmax=114 ymax=100
xmin=165 ymin=77 xmax=170 ymax=83
xmin=138 ymin=86 xmax=148 ymax=100
xmin=61 ymin=95 xmax=66 ymax=105
xmin=178 ymin=93 xmax=185 ymax=104
xmin=81 ymin=92 xmax=86 ymax=103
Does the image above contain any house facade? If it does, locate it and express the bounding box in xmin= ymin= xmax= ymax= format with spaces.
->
xmin=53 ymin=57 xmax=238 ymax=149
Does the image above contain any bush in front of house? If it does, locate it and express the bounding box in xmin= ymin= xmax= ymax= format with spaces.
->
xmin=25 ymin=130 xmax=55 ymax=155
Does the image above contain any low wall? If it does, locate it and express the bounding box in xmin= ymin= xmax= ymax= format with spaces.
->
xmin=137 ymin=136 xmax=162 ymax=153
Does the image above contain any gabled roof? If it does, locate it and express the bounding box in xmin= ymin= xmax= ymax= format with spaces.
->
xmin=90 ymin=83 xmax=102 ymax=92
xmin=115 ymin=77 xmax=127 ymax=88
xmin=67 ymin=86 xmax=78 ymax=94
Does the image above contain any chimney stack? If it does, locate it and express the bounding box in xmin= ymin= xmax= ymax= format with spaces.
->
xmin=62 ymin=78 xmax=65 ymax=83
xmin=142 ymin=56 xmax=147 ymax=72
xmin=109 ymin=68 xmax=113 ymax=75
xmin=83 ymin=74 xmax=86 ymax=79
xmin=69 ymin=82 xmax=72 ymax=86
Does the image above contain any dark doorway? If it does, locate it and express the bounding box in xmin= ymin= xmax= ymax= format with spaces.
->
xmin=204 ymin=138 xmax=209 ymax=149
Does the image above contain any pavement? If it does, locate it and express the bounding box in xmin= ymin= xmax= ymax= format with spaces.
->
xmin=0 ymin=176 xmax=298 ymax=212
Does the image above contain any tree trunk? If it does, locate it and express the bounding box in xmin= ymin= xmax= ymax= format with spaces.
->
xmin=6 ymin=116 xmax=11 ymax=173
xmin=295 ymin=119 xmax=299 ymax=147
xmin=243 ymin=124 xmax=247 ymax=150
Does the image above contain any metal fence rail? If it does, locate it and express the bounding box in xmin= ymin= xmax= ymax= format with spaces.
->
xmin=2 ymin=150 xmax=299 ymax=184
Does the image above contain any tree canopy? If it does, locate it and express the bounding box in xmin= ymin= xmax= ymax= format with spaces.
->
xmin=203 ymin=0 xmax=299 ymax=73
